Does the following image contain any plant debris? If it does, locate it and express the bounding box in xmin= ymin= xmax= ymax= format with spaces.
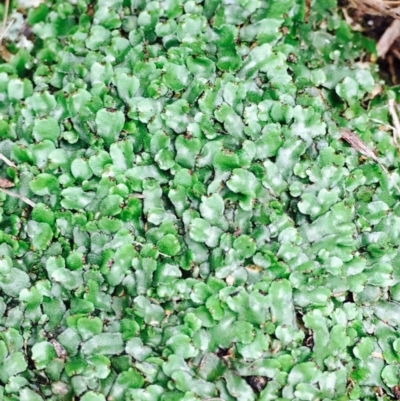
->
xmin=341 ymin=128 xmax=400 ymax=195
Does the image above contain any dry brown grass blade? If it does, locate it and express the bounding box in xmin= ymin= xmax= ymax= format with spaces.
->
xmin=0 ymin=0 xmax=10 ymax=44
xmin=0 ymin=19 xmax=13 ymax=42
xmin=341 ymin=129 xmax=400 ymax=195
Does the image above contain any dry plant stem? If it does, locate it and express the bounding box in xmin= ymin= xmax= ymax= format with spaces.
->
xmin=0 ymin=152 xmax=16 ymax=168
xmin=377 ymin=19 xmax=400 ymax=58
xmin=0 ymin=0 xmax=10 ymax=44
xmin=388 ymin=54 xmax=398 ymax=84
xmin=0 ymin=187 xmax=36 ymax=208
xmin=341 ymin=129 xmax=400 ymax=195
xmin=369 ymin=117 xmax=396 ymax=131
xmin=388 ymin=98 xmax=400 ymax=146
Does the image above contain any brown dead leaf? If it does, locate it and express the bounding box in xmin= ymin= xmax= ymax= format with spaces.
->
xmin=49 ymin=339 xmax=67 ymax=359
xmin=0 ymin=178 xmax=14 ymax=188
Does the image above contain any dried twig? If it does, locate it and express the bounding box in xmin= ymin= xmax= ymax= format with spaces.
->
xmin=341 ymin=129 xmax=400 ymax=195
xmin=0 ymin=187 xmax=36 ymax=207
xmin=341 ymin=129 xmax=379 ymax=160
xmin=388 ymin=98 xmax=400 ymax=146
xmin=0 ymin=152 xmax=16 ymax=168
xmin=377 ymin=20 xmax=400 ymax=58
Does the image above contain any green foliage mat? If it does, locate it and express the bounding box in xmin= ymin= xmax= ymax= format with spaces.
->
xmin=1 ymin=0 xmax=400 ymax=400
